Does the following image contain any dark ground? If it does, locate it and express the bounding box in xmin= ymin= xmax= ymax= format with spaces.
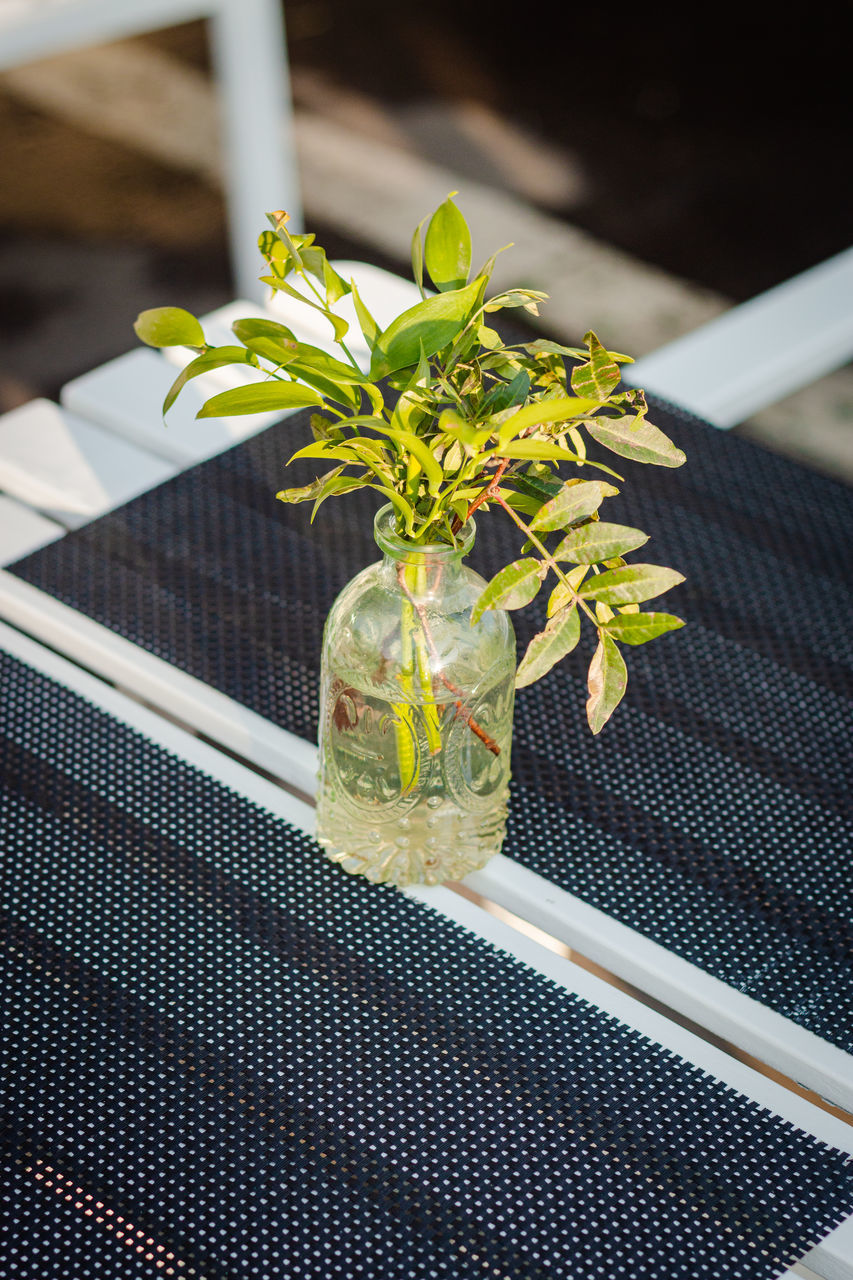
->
xmin=0 ymin=2 xmax=850 ymax=405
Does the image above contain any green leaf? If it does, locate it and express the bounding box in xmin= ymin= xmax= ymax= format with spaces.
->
xmin=311 ymin=474 xmax=368 ymax=519
xmin=515 ymin=605 xmax=581 ymax=688
xmin=484 ymin=288 xmax=548 ymax=314
xmin=276 ymin=466 xmax=345 ymax=504
xmin=257 ymin=230 xmax=290 ymax=279
xmin=162 ymin=346 xmax=255 ymax=414
xmin=497 ymin=441 xmax=620 ymax=476
xmin=524 ymin=339 xmax=588 ymax=359
xmin=552 ymin=521 xmax=649 ymax=563
xmin=350 ymin=280 xmax=380 ymax=351
xmin=509 ymin=471 xmax=563 ymax=505
xmin=372 ymin=423 xmax=444 ymax=495
xmin=323 ymin=257 xmax=351 ymax=304
xmin=583 ymin=414 xmax=686 ymax=468
xmin=231 ymin=317 xmax=299 ymax=365
xmin=471 ymin=242 xmax=512 ymax=289
xmin=411 ymin=215 xmax=427 ymax=296
xmin=477 ymin=324 xmax=501 ymax=348
xmin=586 ymin=633 xmax=628 ymax=734
xmin=309 ymin=413 xmax=342 ymax=442
xmin=570 ymin=330 xmax=621 ymax=400
xmin=286 ymin=361 xmax=361 ymax=411
xmin=481 ymin=369 xmax=531 ymax=415
xmin=268 ymin=211 xmax=305 ymax=268
xmin=366 ymin=486 xmax=417 ymax=537
xmin=494 ymin=395 xmax=600 ymax=443
xmin=424 ymin=193 xmax=472 ymax=292
xmin=547 ymin=566 xmax=587 ymax=617
xmin=134 ymin=306 xmax=205 ymax=349
xmin=578 ymin=563 xmax=685 ymax=606
xmin=567 ymin=425 xmax=586 ymax=462
xmin=289 ymin=437 xmax=389 ymax=467
xmin=471 ymin=558 xmax=544 ymax=623
xmin=369 ymin=278 xmax=483 ymax=379
xmin=260 ymin=277 xmax=350 ymax=342
xmin=196 ymin=381 xmax=324 ymax=418
xmin=530 ymin=480 xmax=619 ymax=531
xmin=289 ymin=343 xmax=368 ymax=384
xmin=603 ymin=612 xmax=685 ymax=645
xmin=276 ymin=467 xmax=367 ymax=519
xmin=364 ymin=382 xmax=384 ymax=414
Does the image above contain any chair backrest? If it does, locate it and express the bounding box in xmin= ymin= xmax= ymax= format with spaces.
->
xmin=627 ymin=247 xmax=853 ymax=426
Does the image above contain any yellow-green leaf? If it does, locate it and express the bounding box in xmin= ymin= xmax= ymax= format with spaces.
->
xmin=515 ymin=606 xmax=580 ymax=688
xmin=424 ymin=193 xmax=472 ymax=292
xmin=584 ymin=414 xmax=686 ymax=468
xmin=231 ymin=317 xmax=298 ymax=365
xmin=552 ymin=522 xmax=649 ymax=563
xmin=471 ymin=558 xmax=544 ymax=624
xmin=323 ymin=257 xmax=350 ymax=304
xmin=411 ymin=215 xmax=427 ymax=296
xmin=261 ymin=277 xmax=350 ymax=342
xmin=530 ymin=480 xmax=619 ymax=531
xmin=586 ymin=633 xmax=627 ymax=734
xmin=134 ymin=307 xmax=205 ymax=350
xmin=570 ymin=330 xmax=620 ymax=400
xmin=372 ymin=423 xmax=444 ymax=495
xmin=163 ymin=346 xmax=254 ymax=414
xmin=369 ymin=278 xmax=482 ymax=379
xmin=547 ymin=567 xmax=587 ymax=617
xmin=196 ymin=381 xmax=323 ymax=418
xmin=579 ymin=563 xmax=685 ymax=606
xmin=350 ymin=279 xmax=380 ymax=351
xmin=603 ymin=612 xmax=685 ymax=645
xmin=494 ymin=395 xmax=599 ymax=443
xmin=276 ymin=466 xmax=345 ymax=504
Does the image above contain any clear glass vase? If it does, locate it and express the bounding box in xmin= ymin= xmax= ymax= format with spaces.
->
xmin=316 ymin=505 xmax=516 ymax=886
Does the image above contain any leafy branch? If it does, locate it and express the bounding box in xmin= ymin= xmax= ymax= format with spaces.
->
xmin=134 ymin=197 xmax=687 ymax=733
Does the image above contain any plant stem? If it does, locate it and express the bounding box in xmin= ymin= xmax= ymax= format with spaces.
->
xmin=298 ymin=270 xmax=363 ymax=372
xmin=494 ymin=493 xmax=601 ymax=629
xmin=396 ymin=563 xmax=501 ymax=757
xmin=448 ymin=458 xmax=510 ymax=536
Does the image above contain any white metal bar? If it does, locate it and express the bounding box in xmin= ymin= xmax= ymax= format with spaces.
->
xmin=466 ymin=855 xmax=853 ymax=1114
xmin=60 ymin=348 xmax=283 ymax=465
xmin=0 ymin=572 xmax=319 ymax=797
xmin=207 ymin=0 xmax=302 ymax=301
xmin=0 ymin=495 xmax=63 ymax=566
xmin=1 ymin=617 xmax=850 ymax=1280
xmin=0 ymin=0 xmax=214 ymax=69
xmin=1 ymin=567 xmax=850 ymax=1116
xmin=0 ymin=398 xmax=175 ymax=527
xmin=627 ymin=247 xmax=853 ymax=426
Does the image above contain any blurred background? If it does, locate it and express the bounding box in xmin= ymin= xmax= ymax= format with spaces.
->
xmin=1 ymin=0 xmax=851 ymax=477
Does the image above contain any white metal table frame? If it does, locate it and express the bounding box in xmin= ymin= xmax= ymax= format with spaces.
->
xmin=2 ymin=619 xmax=850 ymax=1280
xmin=0 ymin=261 xmax=851 ymax=1117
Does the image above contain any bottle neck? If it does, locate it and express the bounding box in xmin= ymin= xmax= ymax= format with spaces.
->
xmin=373 ymin=505 xmax=475 ymax=574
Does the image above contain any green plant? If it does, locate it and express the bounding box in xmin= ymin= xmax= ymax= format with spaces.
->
xmin=135 ymin=195 xmax=686 ymax=733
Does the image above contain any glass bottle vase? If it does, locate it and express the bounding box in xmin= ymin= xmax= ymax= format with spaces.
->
xmin=316 ymin=505 xmax=516 ymax=886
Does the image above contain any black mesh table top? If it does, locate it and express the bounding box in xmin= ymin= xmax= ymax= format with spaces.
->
xmin=2 ymin=640 xmax=853 ymax=1279
xmin=9 ymin=397 xmax=853 ymax=1055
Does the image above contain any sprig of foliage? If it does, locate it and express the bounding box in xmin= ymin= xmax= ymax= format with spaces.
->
xmin=134 ymin=196 xmax=687 ymax=732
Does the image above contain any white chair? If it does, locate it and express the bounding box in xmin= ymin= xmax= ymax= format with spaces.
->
xmin=627 ymin=246 xmax=853 ymax=427
xmin=0 ymin=398 xmax=176 ymax=526
xmin=0 ymin=494 xmax=63 ymax=565
xmin=0 ymin=0 xmax=302 ymax=302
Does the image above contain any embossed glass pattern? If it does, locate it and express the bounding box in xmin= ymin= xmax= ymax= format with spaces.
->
xmin=316 ymin=506 xmax=516 ymax=885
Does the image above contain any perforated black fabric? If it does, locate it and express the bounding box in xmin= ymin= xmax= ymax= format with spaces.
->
xmin=11 ymin=401 xmax=853 ymax=1053
xmin=2 ymin=646 xmax=853 ymax=1278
